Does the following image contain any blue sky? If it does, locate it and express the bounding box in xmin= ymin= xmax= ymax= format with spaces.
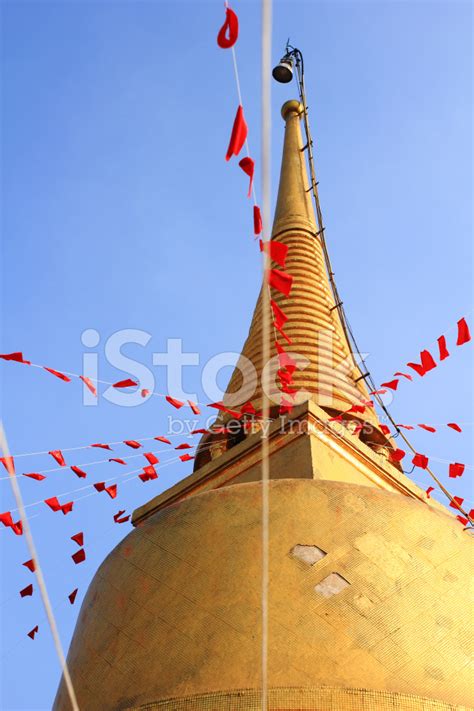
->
xmin=1 ymin=1 xmax=472 ymax=708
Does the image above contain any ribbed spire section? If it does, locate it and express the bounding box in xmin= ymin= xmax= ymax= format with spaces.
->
xmin=221 ymin=100 xmax=381 ymax=429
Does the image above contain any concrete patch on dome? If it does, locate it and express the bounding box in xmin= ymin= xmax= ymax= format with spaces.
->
xmin=290 ymin=544 xmax=327 ymax=566
xmin=314 ymin=572 xmax=350 ymax=598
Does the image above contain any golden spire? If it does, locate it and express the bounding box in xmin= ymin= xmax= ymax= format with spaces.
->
xmin=222 ymin=100 xmax=382 ymax=430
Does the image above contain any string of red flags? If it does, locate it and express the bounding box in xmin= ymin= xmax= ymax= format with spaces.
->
xmin=375 ymin=316 xmax=471 ymax=394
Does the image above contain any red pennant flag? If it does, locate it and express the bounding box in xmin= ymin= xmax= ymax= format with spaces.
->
xmin=109 ymin=458 xmax=126 ymax=465
xmin=407 ymin=350 xmax=437 ymax=377
xmin=139 ymin=465 xmax=158 ymax=482
xmin=456 ymin=317 xmax=471 ymax=346
xmin=49 ymin=450 xmax=66 ymax=467
xmin=240 ymin=401 xmax=256 ymax=415
xmin=143 ymin=452 xmax=159 ymax=465
xmin=217 ymin=5 xmax=239 ymax=48
xmin=27 ymin=625 xmax=39 ymax=640
xmin=90 ymin=443 xmax=111 ymax=451
xmin=43 ymin=367 xmax=71 ymax=382
xmin=279 ymin=399 xmax=294 ymax=415
xmin=154 ymin=436 xmax=171 ymax=445
xmin=113 ymin=378 xmax=138 ymax=388
xmin=0 ymin=511 xmax=14 ymax=528
xmin=412 ymin=453 xmax=429 ymax=469
xmin=61 ymin=501 xmax=74 ymax=515
xmin=11 ymin=520 xmax=23 ymax=535
xmin=113 ymin=509 xmax=130 ymax=523
xmin=141 ymin=388 xmax=150 ymax=398
xmin=389 ymin=448 xmax=406 ymax=463
xmin=425 ymin=486 xmax=435 ymax=498
xmin=437 ymin=335 xmax=449 ymax=361
xmin=260 ymin=240 xmax=289 ymax=269
xmin=190 ymin=428 xmax=208 ymax=435
xmin=239 ymin=157 xmax=254 ymax=197
xmin=123 ymin=440 xmax=141 ymax=449
xmin=44 ymin=496 xmax=61 ymax=512
xmin=207 ymin=402 xmax=242 ymax=418
xmin=166 ymin=396 xmax=184 ymax=409
xmin=23 ymin=472 xmax=46 ymax=481
xmin=456 ymin=515 xmax=469 ymax=526
xmin=20 ymin=584 xmax=33 ymax=598
xmin=381 ymin=380 xmax=399 ymax=391
xmin=346 ymin=405 xmax=365 ymax=414
xmin=226 ymin=105 xmax=248 ymax=161
xmin=23 ymin=559 xmax=36 ymax=572
xmin=329 ymin=415 xmax=343 ymax=422
xmin=175 ymin=443 xmax=193 ymax=450
xmin=0 ymin=456 xmax=15 ymax=475
xmin=449 ymin=496 xmax=464 ymax=511
xmin=276 ymin=324 xmax=292 ymax=345
xmin=72 ymin=548 xmax=86 ymax=564
xmin=449 ymin=462 xmax=465 ymax=479
xmin=70 ymin=466 xmax=87 ymax=479
xmin=79 ymin=375 xmax=97 ymax=396
xmin=68 ymin=588 xmax=78 ymax=605
xmin=253 ymin=205 xmax=262 ymax=235
xmin=418 ymin=424 xmax=436 ymax=433
xmin=270 ymin=299 xmax=288 ymax=330
xmin=0 ymin=351 xmax=30 ymax=364
xmin=267 ymin=268 xmax=293 ymax=297
xmin=447 ymin=422 xmax=462 ymax=433
xmin=188 ymin=400 xmax=201 ymax=415
xmin=275 ymin=341 xmax=297 ymax=373
xmin=394 ymin=371 xmax=413 ymax=381
xmin=71 ymin=532 xmax=84 ymax=547
xmin=396 ymin=424 xmax=415 ymax=431
xmin=379 ymin=424 xmax=390 ymax=435
xmin=105 ymin=484 xmax=117 ymax=499
xmin=369 ymin=389 xmax=387 ymax=395
xmin=179 ymin=453 xmax=194 ymax=462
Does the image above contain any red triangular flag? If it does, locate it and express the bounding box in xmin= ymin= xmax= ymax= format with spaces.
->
xmin=44 ymin=496 xmax=61 ymax=512
xmin=79 ymin=375 xmax=97 ymax=396
xmin=239 ymin=157 xmax=254 ymax=197
xmin=449 ymin=496 xmax=464 ymax=510
xmin=23 ymin=559 xmax=36 ymax=572
xmin=179 ymin=453 xmax=194 ymax=462
xmin=379 ymin=424 xmax=390 ymax=435
xmin=447 ymin=422 xmax=462 ymax=433
xmin=175 ymin=443 xmax=192 ymax=450
xmin=60 ymin=501 xmax=74 ymax=515
xmin=425 ymin=486 xmax=435 ymax=498
xmin=393 ymin=371 xmax=413 ymax=381
xmin=437 ymin=335 xmax=449 ymax=361
xmin=0 ymin=351 xmax=30 ymax=364
xmin=71 ymin=532 xmax=84 ymax=547
xmin=0 ymin=456 xmax=15 ymax=475
xmin=105 ymin=484 xmax=117 ymax=499
xmin=267 ymin=268 xmax=293 ymax=297
xmin=217 ymin=5 xmax=239 ymax=48
xmin=43 ymin=367 xmax=71 ymax=382
xmin=190 ymin=429 xmax=208 ymax=434
xmin=141 ymin=388 xmax=150 ymax=398
xmin=225 ymin=105 xmax=248 ymax=161
xmin=412 ymin=453 xmax=429 ymax=469
xmin=188 ymin=400 xmax=201 ymax=415
xmin=27 ymin=625 xmax=39 ymax=640
xmin=381 ymin=380 xmax=399 ymax=391
xmin=109 ymin=458 xmax=126 ymax=465
xmin=123 ymin=440 xmax=141 ymax=449
xmin=90 ymin=443 xmax=111 ymax=450
xmin=94 ymin=482 xmax=105 ymax=492
xmin=456 ymin=317 xmax=471 ymax=346
xmin=389 ymin=448 xmax=406 ymax=463
xmin=260 ymin=240 xmax=289 ymax=269
xmin=253 ymin=205 xmax=262 ymax=235
xmin=270 ymin=299 xmax=288 ymax=330
xmin=49 ymin=450 xmax=66 ymax=467
xmin=166 ymin=396 xmax=184 ymax=409
xmin=68 ymin=588 xmax=78 ymax=605
xmin=113 ymin=378 xmax=138 ymax=388
xmin=70 ymin=466 xmax=87 ymax=479
xmin=396 ymin=424 xmax=415 ymax=431
xmin=113 ymin=509 xmax=130 ymax=523
xmin=20 ymin=584 xmax=33 ymax=598
xmin=143 ymin=452 xmax=159 ymax=465
xmin=449 ymin=462 xmax=465 ymax=479
xmin=154 ymin=436 xmax=171 ymax=445
xmin=72 ymin=549 xmax=86 ymax=564
xmin=418 ymin=424 xmax=436 ymax=433
xmin=420 ymin=349 xmax=437 ymax=373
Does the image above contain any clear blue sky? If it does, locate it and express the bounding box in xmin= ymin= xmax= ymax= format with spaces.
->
xmin=1 ymin=1 xmax=472 ymax=708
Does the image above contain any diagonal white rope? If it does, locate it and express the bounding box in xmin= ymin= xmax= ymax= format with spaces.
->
xmin=0 ymin=422 xmax=80 ymax=711
xmin=260 ymin=2 xmax=272 ymax=709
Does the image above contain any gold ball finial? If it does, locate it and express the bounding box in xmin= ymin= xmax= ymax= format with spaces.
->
xmin=281 ymin=100 xmax=304 ymax=120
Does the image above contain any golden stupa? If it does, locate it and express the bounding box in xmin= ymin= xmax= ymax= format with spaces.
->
xmin=54 ymin=101 xmax=473 ymax=711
